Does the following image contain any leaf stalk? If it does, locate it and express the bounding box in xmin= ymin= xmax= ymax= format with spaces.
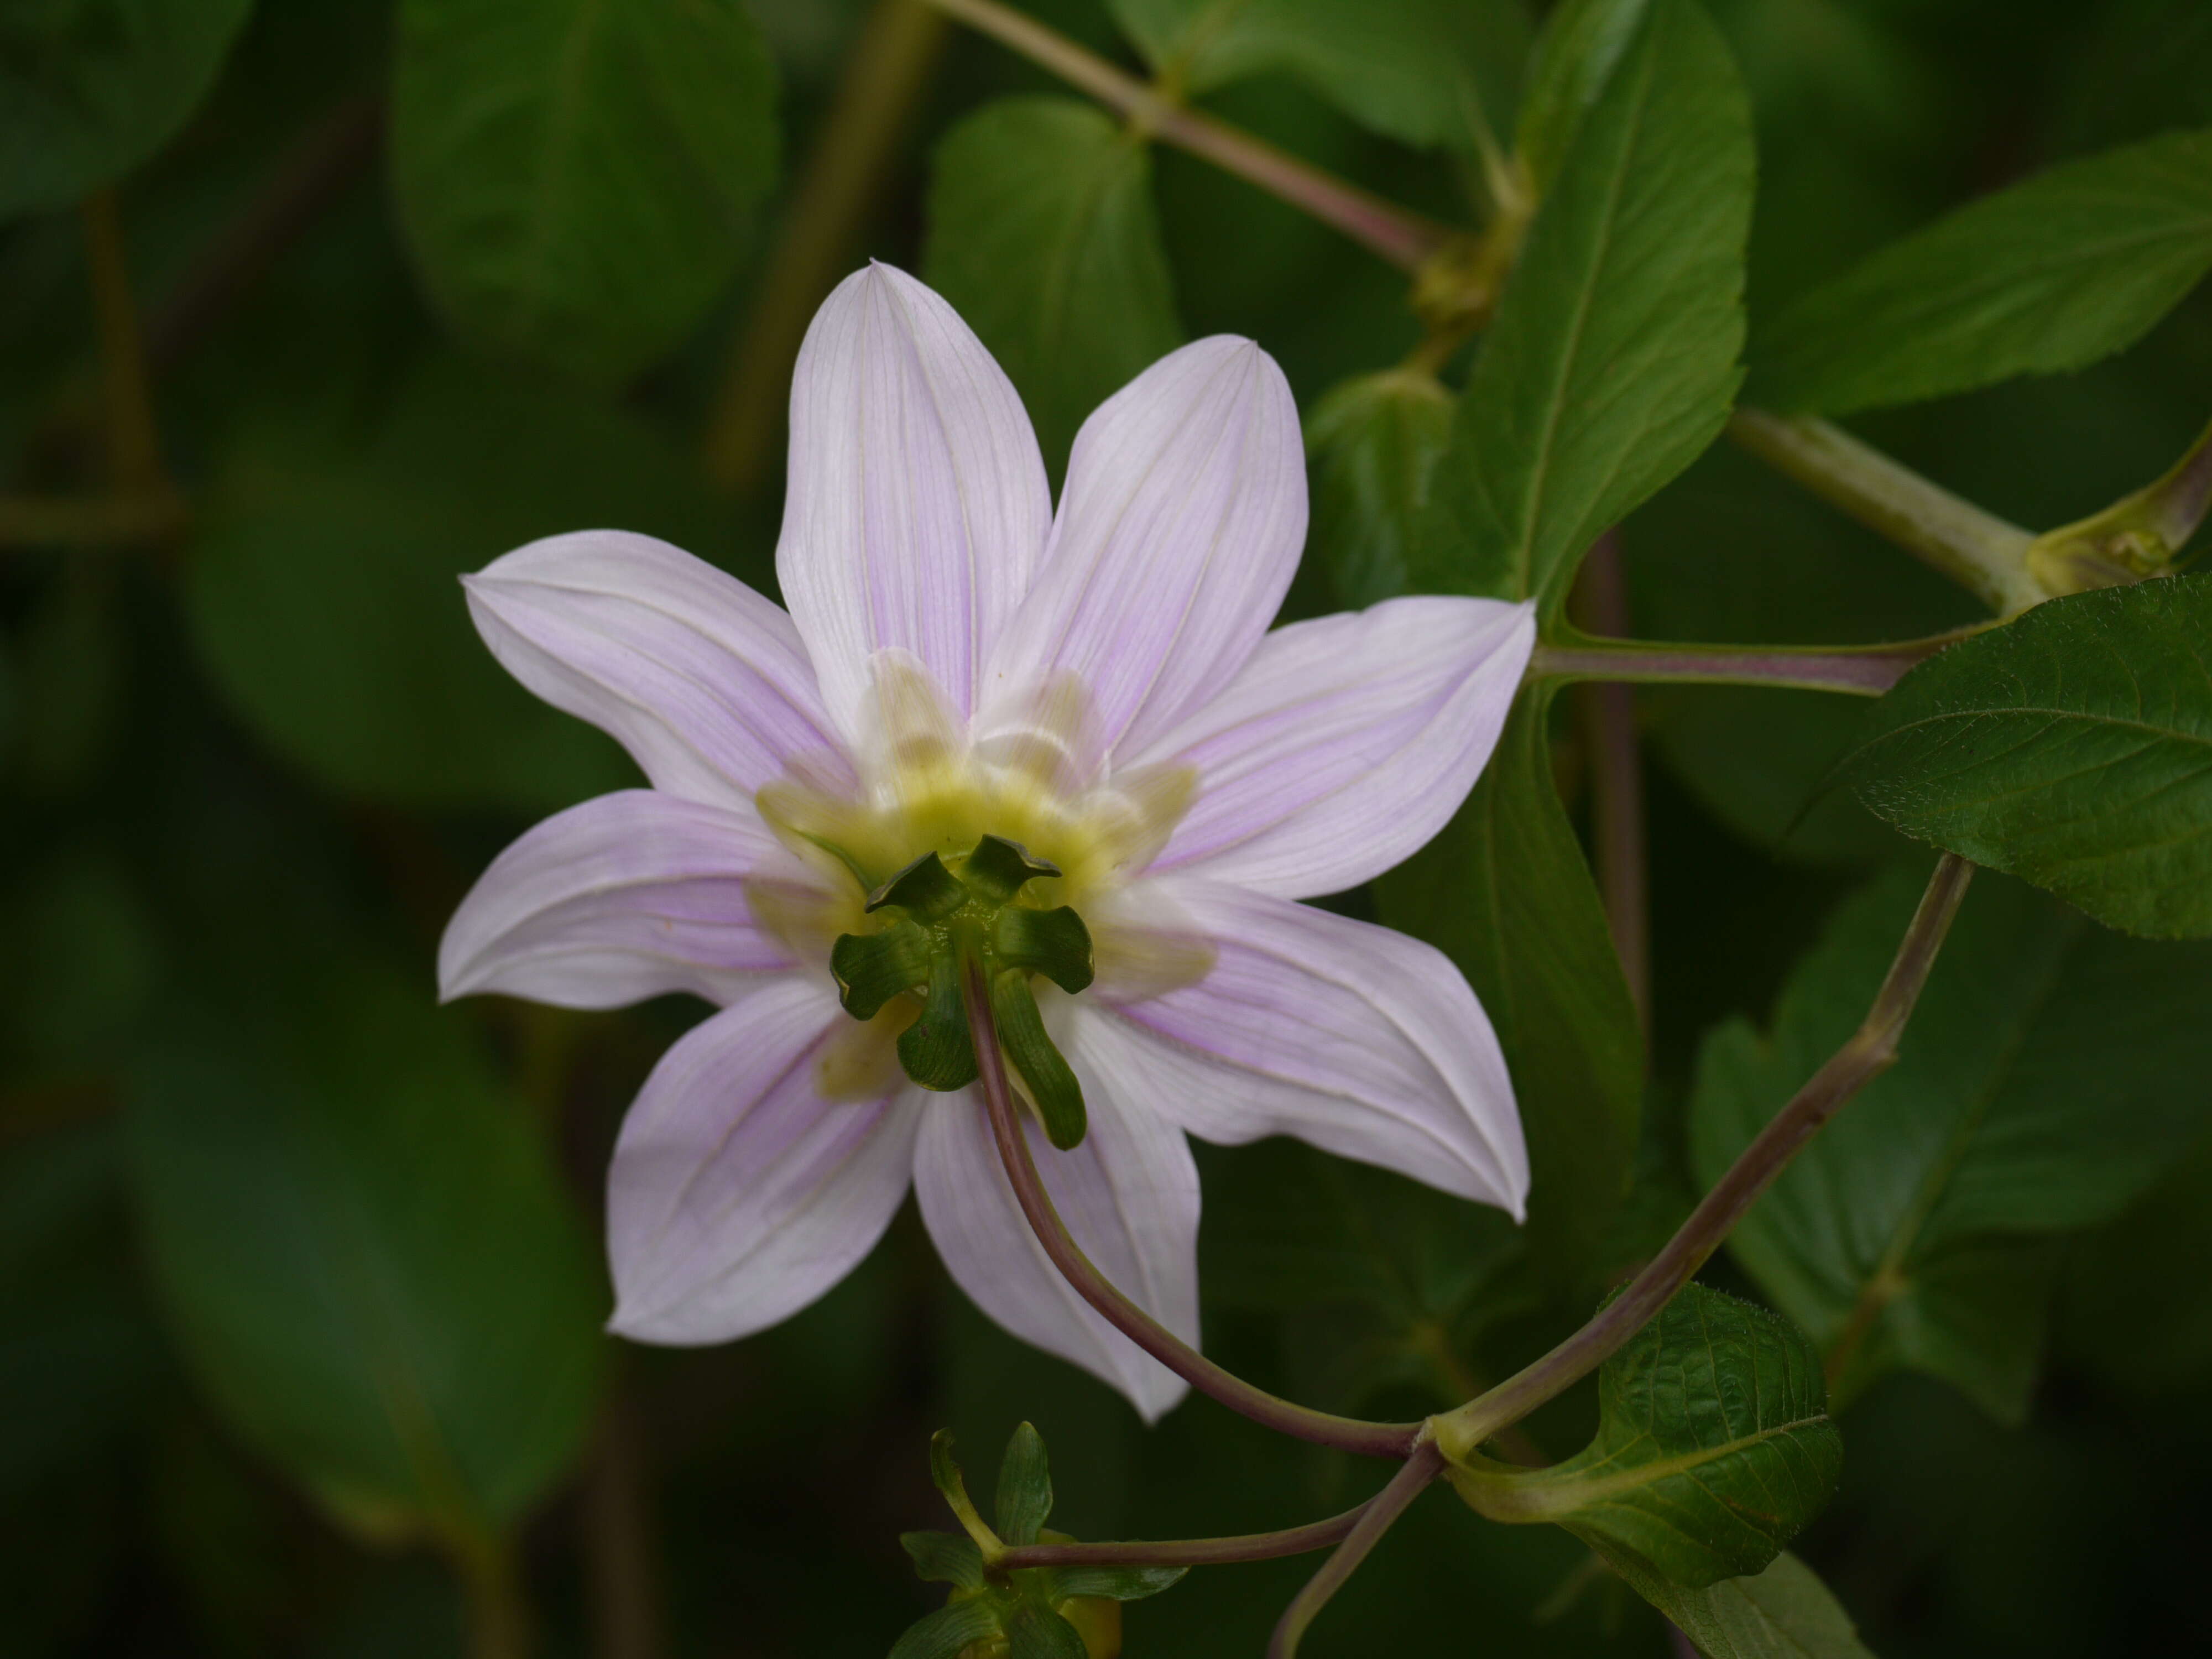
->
xmin=961 ymin=961 xmax=1422 ymax=1459
xmin=1264 ymin=1441 xmax=1445 ymax=1659
xmin=994 ymin=1501 xmax=1370 ymax=1572
xmin=923 ymin=0 xmax=1451 ymax=272
xmin=1431 ymin=854 xmax=1975 ymax=1464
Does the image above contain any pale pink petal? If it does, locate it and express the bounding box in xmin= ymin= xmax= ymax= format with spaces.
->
xmin=778 ymin=263 xmax=1052 ymax=737
xmin=1094 ymin=880 xmax=1527 ymax=1214
xmin=982 ymin=337 xmax=1306 ymax=773
xmin=607 ymin=978 xmax=920 ymax=1343
xmin=1128 ymin=597 xmax=1534 ymax=897
xmin=465 ymin=531 xmax=853 ymax=813
xmin=439 ymin=790 xmax=808 ymax=1009
xmin=912 ymin=1082 xmax=1196 ymax=1422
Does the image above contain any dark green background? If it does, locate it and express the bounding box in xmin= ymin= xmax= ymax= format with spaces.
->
xmin=6 ymin=1 xmax=2211 ymax=1655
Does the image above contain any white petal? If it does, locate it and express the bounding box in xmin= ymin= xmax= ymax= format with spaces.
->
xmin=608 ymin=978 xmax=920 ymax=1344
xmin=778 ymin=263 xmax=1052 ymax=737
xmin=982 ymin=337 xmax=1307 ymax=773
xmin=912 ymin=1081 xmax=1196 ymax=1422
xmin=1094 ymin=879 xmax=1527 ymax=1214
xmin=465 ymin=531 xmax=853 ymax=813
xmin=1129 ymin=597 xmax=1535 ymax=896
xmin=439 ymin=790 xmax=810 ymax=1008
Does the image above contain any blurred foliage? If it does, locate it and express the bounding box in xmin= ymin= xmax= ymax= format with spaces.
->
xmin=4 ymin=1 xmax=2212 ymax=1657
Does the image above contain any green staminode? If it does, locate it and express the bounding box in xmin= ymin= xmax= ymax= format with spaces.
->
xmin=830 ymin=835 xmax=1095 ymax=1148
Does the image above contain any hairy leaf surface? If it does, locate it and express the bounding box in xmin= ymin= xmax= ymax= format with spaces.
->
xmin=1458 ymin=1285 xmax=1839 ymax=1587
xmin=1758 ymin=128 xmax=2212 ymax=413
xmin=1417 ymin=0 xmax=1751 ymax=621
xmin=1844 ymin=576 xmax=2212 ymax=938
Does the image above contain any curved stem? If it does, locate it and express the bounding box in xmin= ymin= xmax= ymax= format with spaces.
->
xmin=1530 ymin=629 xmax=1966 ymax=696
xmin=924 ymin=0 xmax=1449 ymax=272
xmin=961 ymin=962 xmax=1421 ymax=1459
xmin=1729 ymin=408 xmax=2043 ymax=615
xmin=997 ymin=1503 xmax=1369 ymax=1571
xmin=1433 ymin=854 xmax=1975 ymax=1463
xmin=1265 ymin=1442 xmax=1444 ymax=1659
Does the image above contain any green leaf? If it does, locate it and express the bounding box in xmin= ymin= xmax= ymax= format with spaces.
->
xmin=1514 ymin=0 xmax=1649 ymax=190
xmin=1306 ymin=369 xmax=1455 ymax=611
xmin=1416 ymin=0 xmax=1752 ymax=622
xmin=924 ymin=96 xmax=1181 ymax=475
xmin=899 ymin=1531 xmax=985 ymax=1590
xmin=1595 ymin=1546 xmax=1877 ymax=1659
xmin=1841 ymin=576 xmax=2212 ymax=938
xmin=1455 ymin=1285 xmax=1839 ymax=1588
xmin=1757 ymin=127 xmax=2212 ymax=415
xmin=392 ymin=0 xmax=778 ymax=380
xmin=1048 ymin=1563 xmax=1187 ymax=1603
xmin=0 ymin=0 xmax=254 ymax=218
xmin=1108 ymin=0 xmax=1531 ymax=151
xmin=1690 ymin=864 xmax=2212 ymax=1421
xmin=994 ymin=1423 xmax=1053 ymax=1548
xmin=182 ymin=354 xmax=735 ymax=814
xmin=1003 ymin=1600 xmax=1088 ymax=1659
xmin=1378 ymin=685 xmax=1642 ymax=1293
xmin=887 ymin=1598 xmax=1002 ymax=1659
xmin=123 ymin=951 xmax=606 ymax=1543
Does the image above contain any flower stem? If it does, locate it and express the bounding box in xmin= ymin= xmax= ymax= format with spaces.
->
xmin=83 ymin=189 xmax=166 ymax=500
xmin=923 ymin=0 xmax=1450 ymax=272
xmin=1571 ymin=536 xmax=1650 ymax=1034
xmin=960 ymin=961 xmax=1422 ymax=1459
xmin=1529 ymin=629 xmax=1963 ymax=695
xmin=1431 ymin=854 xmax=1975 ymax=1463
xmin=1728 ymin=408 xmax=2043 ymax=615
xmin=1265 ymin=1441 xmax=1445 ymax=1659
xmin=702 ymin=0 xmax=948 ymax=494
xmin=995 ymin=1502 xmax=1370 ymax=1571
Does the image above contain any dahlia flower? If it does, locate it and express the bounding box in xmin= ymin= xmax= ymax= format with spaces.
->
xmin=439 ymin=263 xmax=1532 ymax=1419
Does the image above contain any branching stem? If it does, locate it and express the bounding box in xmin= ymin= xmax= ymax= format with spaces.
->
xmin=996 ymin=1502 xmax=1370 ymax=1571
xmin=1265 ymin=1442 xmax=1444 ymax=1659
xmin=961 ymin=961 xmax=1421 ymax=1460
xmin=924 ymin=0 xmax=1449 ymax=272
xmin=1433 ymin=854 xmax=1974 ymax=1462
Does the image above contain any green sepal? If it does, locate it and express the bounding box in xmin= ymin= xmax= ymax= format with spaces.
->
xmin=993 ymin=905 xmax=1094 ymax=994
xmin=994 ymin=1422 xmax=1053 ymax=1547
xmin=900 ymin=955 xmax=979 ymax=1092
xmin=886 ymin=1598 xmax=1001 ymax=1659
xmin=830 ymin=922 xmax=932 ymax=1019
xmin=900 ymin=1530 xmax=985 ymax=1590
xmin=962 ymin=834 xmax=1061 ymax=904
xmin=868 ymin=851 xmax=968 ymax=922
xmin=1003 ymin=1601 xmax=1087 ymax=1659
xmin=991 ymin=973 xmax=1087 ymax=1151
xmin=927 ymin=1430 xmax=1000 ymax=1556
